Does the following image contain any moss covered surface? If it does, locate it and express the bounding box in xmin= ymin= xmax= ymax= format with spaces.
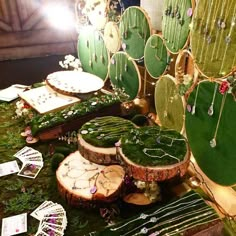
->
xmin=80 ymin=116 xmax=136 ymax=148
xmin=121 ymin=126 xmax=187 ymax=166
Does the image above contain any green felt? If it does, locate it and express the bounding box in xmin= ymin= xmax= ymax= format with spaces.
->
xmin=144 ymin=34 xmax=168 ymax=79
xmin=109 ymin=51 xmax=141 ymax=100
xmin=190 ymin=0 xmax=236 ymax=78
xmin=162 ymin=0 xmax=192 ymax=54
xmin=121 ymin=126 xmax=187 ymax=166
xmin=77 ymin=27 xmax=109 ymax=81
xmin=119 ymin=6 xmax=151 ymax=60
xmin=185 ymin=81 xmax=236 ymax=186
xmin=79 ymin=116 xmax=135 ymax=148
xmin=155 ymin=75 xmax=184 ymax=132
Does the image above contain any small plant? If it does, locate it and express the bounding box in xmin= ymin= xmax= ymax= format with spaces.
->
xmin=3 ymin=188 xmax=47 ymax=213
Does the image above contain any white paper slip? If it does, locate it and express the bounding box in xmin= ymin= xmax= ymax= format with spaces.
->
xmin=0 ymin=160 xmax=20 ymax=177
xmin=1 ymin=213 xmax=27 ymax=236
xmin=0 ymin=84 xmax=29 ymax=102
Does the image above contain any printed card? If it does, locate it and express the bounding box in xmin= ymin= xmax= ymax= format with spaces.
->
xmin=0 ymin=161 xmax=20 ymax=177
xmin=1 ymin=213 xmax=27 ymax=236
xmin=17 ymin=163 xmax=43 ymax=179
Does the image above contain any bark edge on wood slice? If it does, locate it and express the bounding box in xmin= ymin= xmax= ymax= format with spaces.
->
xmin=78 ymin=134 xmax=118 ymax=165
xmin=118 ymin=146 xmax=190 ymax=182
xmin=56 ymin=151 xmax=125 ymax=207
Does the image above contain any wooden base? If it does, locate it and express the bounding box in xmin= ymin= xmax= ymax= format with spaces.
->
xmin=37 ymin=102 xmax=121 ymax=141
xmin=119 ymin=147 xmax=190 ymax=182
xmin=78 ymin=134 xmax=118 ymax=165
xmin=56 ymin=151 xmax=125 ymax=207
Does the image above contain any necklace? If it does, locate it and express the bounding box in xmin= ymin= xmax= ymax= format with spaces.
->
xmin=88 ymin=38 xmax=92 ymax=67
xmin=194 ymin=0 xmax=210 ymax=58
xmin=142 ymin=147 xmax=181 ymax=162
xmin=220 ymin=4 xmax=236 ymax=73
xmin=215 ymin=0 xmax=234 ymax=59
xmin=150 ymin=212 xmax=218 ymax=236
xmin=110 ymin=192 xmax=204 ymax=231
xmin=210 ymin=0 xmax=228 ymax=61
xmin=176 ymin=0 xmax=187 ymax=50
xmin=208 ymin=82 xmax=218 ymax=116
xmin=119 ymin=53 xmax=123 ymax=81
xmin=198 ymin=0 xmax=214 ymax=63
xmin=115 ymin=54 xmax=118 ymax=81
xmin=210 ymin=92 xmax=228 ymax=148
xmin=93 ymin=33 xmax=97 ymax=63
xmin=133 ymin=208 xmax=215 ymax=236
xmin=191 ymin=83 xmax=200 ymax=115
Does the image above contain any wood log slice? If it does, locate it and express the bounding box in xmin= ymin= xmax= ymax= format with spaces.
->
xmin=78 ymin=116 xmax=136 ymax=165
xmin=78 ymin=134 xmax=118 ymax=165
xmin=56 ymin=151 xmax=125 ymax=207
xmin=118 ymin=126 xmax=190 ymax=182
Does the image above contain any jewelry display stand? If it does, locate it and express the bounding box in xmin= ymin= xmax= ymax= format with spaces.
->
xmin=155 ymin=75 xmax=185 ymax=133
xmin=78 ymin=116 xmax=136 ymax=165
xmin=175 ymin=49 xmax=199 ymax=98
xmin=78 ymin=26 xmax=109 ymax=81
xmin=162 ymin=0 xmax=194 ymax=54
xmin=185 ymin=81 xmax=236 ymax=186
xmin=103 ymin=21 xmax=121 ymax=54
xmin=119 ymin=6 xmax=151 ymax=60
xmin=109 ymin=51 xmax=141 ymax=100
xmin=119 ymin=126 xmax=190 ymax=182
xmin=82 ymin=0 xmax=108 ymax=30
xmin=144 ymin=34 xmax=169 ymax=79
xmin=18 ymin=85 xmax=80 ymax=114
xmin=190 ymin=0 xmax=236 ymax=79
xmin=46 ymin=71 xmax=104 ymax=98
xmin=56 ymin=151 xmax=125 ymax=206
xmin=89 ymin=190 xmax=222 ymax=235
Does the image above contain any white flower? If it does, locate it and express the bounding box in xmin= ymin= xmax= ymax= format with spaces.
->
xmin=65 ymin=54 xmax=75 ymax=62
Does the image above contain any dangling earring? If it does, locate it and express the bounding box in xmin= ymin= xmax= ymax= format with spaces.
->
xmin=208 ymin=83 xmax=218 ymax=116
xmin=210 ymin=92 xmax=227 ymax=148
xmin=191 ymin=83 xmax=200 ymax=115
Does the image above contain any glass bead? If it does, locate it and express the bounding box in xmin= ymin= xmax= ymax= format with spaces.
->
xmin=140 ymin=213 xmax=148 ymax=219
xmin=225 ymin=35 xmax=231 ymax=44
xmin=140 ymin=227 xmax=148 ymax=234
xmin=210 ymin=138 xmax=216 ymax=148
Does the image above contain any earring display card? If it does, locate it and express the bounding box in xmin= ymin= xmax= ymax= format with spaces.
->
xmin=185 ymin=81 xmax=236 ymax=186
xmin=18 ymin=85 xmax=80 ymax=114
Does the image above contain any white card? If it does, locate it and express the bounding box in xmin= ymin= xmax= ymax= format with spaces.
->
xmin=1 ymin=213 xmax=27 ymax=236
xmin=0 ymin=161 xmax=20 ymax=177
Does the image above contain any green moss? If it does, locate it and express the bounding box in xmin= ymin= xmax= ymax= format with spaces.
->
xmin=121 ymin=126 xmax=187 ymax=166
xmin=30 ymin=94 xmax=120 ymax=136
xmin=51 ymin=153 xmax=65 ymax=171
xmin=80 ymin=116 xmax=135 ymax=148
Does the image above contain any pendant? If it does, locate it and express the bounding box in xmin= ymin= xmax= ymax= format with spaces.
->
xmin=208 ymin=104 xmax=214 ymax=116
xmin=100 ymin=55 xmax=105 ymax=64
xmin=187 ymin=104 xmax=192 ymax=113
xmin=124 ymin=64 xmax=128 ymax=72
xmin=93 ymin=53 xmax=97 ymax=62
xmin=191 ymin=105 xmax=196 ymax=115
xmin=210 ymin=138 xmax=216 ymax=148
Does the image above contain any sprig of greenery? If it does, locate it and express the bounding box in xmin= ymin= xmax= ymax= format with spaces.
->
xmin=3 ymin=188 xmax=47 ymax=213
